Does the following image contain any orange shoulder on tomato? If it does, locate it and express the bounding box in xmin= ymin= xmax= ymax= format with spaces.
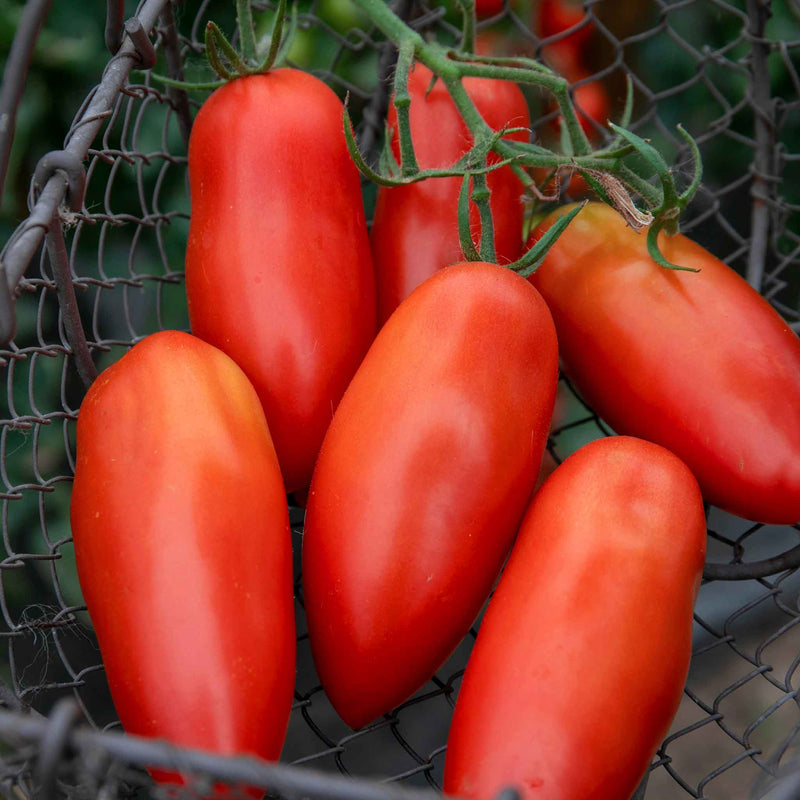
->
xmin=70 ymin=331 xmax=295 ymax=784
xmin=528 ymin=202 xmax=800 ymax=524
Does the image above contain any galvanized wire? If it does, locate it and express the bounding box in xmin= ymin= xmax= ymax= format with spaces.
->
xmin=0 ymin=1 xmax=798 ymax=799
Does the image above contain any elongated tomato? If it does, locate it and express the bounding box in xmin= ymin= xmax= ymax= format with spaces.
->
xmin=529 ymin=202 xmax=800 ymax=524
xmin=370 ymin=63 xmax=529 ymax=325
xmin=70 ymin=331 xmax=295 ymax=775
xmin=302 ymin=261 xmax=558 ymax=729
xmin=186 ymin=70 xmax=376 ymax=493
xmin=444 ymin=436 xmax=707 ymax=800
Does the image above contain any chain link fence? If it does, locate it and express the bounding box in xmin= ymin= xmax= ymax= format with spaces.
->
xmin=0 ymin=0 xmax=799 ymax=797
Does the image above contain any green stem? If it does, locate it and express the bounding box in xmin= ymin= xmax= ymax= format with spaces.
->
xmin=647 ymin=224 xmax=699 ymax=272
xmin=458 ymin=175 xmax=482 ymax=261
xmin=146 ymin=72 xmax=226 ymax=91
xmin=255 ymin=0 xmax=288 ymax=72
xmin=455 ymin=0 xmax=476 ymax=53
xmin=439 ymin=59 xmax=565 ymax=93
xmin=616 ymin=164 xmax=662 ymax=208
xmin=206 ymin=22 xmax=250 ymax=77
xmin=236 ymin=0 xmax=258 ymax=65
xmin=350 ymin=0 xmax=589 ymax=170
xmin=553 ymin=84 xmax=592 ymax=157
xmin=348 ymin=0 xmax=697 ymax=264
xmin=472 ymin=170 xmax=497 ymax=262
xmin=677 ymin=124 xmax=703 ymax=208
xmin=394 ymin=39 xmax=420 ymax=176
xmin=510 ymin=202 xmax=587 ymax=277
xmin=205 ymin=24 xmax=236 ymax=82
xmin=349 ymin=0 xmax=427 ymax=55
xmin=446 ymin=49 xmax=553 ymax=76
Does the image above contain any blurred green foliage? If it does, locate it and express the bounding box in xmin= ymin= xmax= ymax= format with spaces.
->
xmin=0 ymin=0 xmax=109 ymax=231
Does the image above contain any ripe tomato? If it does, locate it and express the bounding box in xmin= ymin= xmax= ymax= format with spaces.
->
xmin=370 ymin=63 xmax=529 ymax=325
xmin=444 ymin=436 xmax=707 ymax=800
xmin=535 ymin=0 xmax=593 ymax=53
xmin=186 ymin=70 xmax=376 ymax=493
xmin=570 ymin=78 xmax=610 ymax=136
xmin=302 ymin=261 xmax=558 ymax=729
xmin=70 ymin=331 xmax=295 ymax=782
xmin=475 ymin=0 xmax=506 ymax=17
xmin=529 ymin=202 xmax=800 ymax=524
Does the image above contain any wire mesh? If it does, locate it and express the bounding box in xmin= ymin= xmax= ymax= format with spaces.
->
xmin=0 ymin=0 xmax=799 ymax=798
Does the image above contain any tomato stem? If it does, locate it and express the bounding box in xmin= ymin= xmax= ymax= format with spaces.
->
xmin=676 ymin=124 xmax=703 ymax=208
xmin=512 ymin=201 xmax=587 ymax=277
xmin=446 ymin=49 xmax=555 ymax=76
xmin=254 ymin=0 xmax=289 ymax=74
xmin=204 ymin=24 xmax=237 ymax=82
xmin=344 ymin=101 xmax=518 ymax=188
xmin=472 ymin=170 xmax=497 ymax=262
xmin=211 ymin=22 xmax=251 ymax=76
xmin=458 ymin=175 xmax=482 ymax=261
xmin=646 ymin=224 xmax=700 ymax=272
xmin=145 ymin=73 xmax=226 ymax=91
xmin=615 ymin=164 xmax=662 ymax=208
xmin=348 ymin=0 xmax=699 ymax=264
xmin=607 ymin=76 xmax=635 ymax=149
xmin=454 ymin=0 xmax=477 ymax=54
xmin=394 ymin=40 xmax=420 ymax=177
xmin=236 ymin=0 xmax=258 ymax=65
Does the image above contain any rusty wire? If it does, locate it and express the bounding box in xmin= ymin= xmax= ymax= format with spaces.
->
xmin=0 ymin=1 xmax=798 ymax=799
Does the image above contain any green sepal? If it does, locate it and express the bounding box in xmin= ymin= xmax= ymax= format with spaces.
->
xmin=608 ymin=123 xmax=669 ymax=178
xmin=377 ymin=123 xmax=402 ymax=179
xmin=206 ymin=21 xmax=250 ymax=78
xmin=472 ymin=171 xmax=497 ymax=263
xmin=577 ymin=170 xmax=612 ymax=205
xmin=458 ymin=174 xmax=482 ymax=261
xmin=646 ymin=222 xmax=699 ymax=272
xmin=236 ymin=0 xmax=258 ymax=64
xmin=254 ymin=0 xmax=289 ymax=73
xmin=511 ymin=202 xmax=586 ymax=278
xmin=676 ymin=124 xmax=703 ymax=207
xmin=590 ymin=143 xmax=636 ymax=160
xmin=204 ymin=23 xmax=236 ymax=81
xmin=344 ymin=105 xmax=400 ymax=187
xmin=425 ymin=72 xmax=438 ymax=99
xmin=271 ymin=2 xmax=299 ymax=67
xmin=608 ymin=122 xmax=679 ymax=209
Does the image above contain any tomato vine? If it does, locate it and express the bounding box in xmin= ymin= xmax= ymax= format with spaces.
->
xmin=147 ymin=0 xmax=702 ymax=272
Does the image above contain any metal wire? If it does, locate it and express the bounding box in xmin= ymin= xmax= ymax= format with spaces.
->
xmin=0 ymin=1 xmax=798 ymax=799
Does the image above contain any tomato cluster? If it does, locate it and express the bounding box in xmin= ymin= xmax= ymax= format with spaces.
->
xmin=69 ymin=21 xmax=800 ymax=800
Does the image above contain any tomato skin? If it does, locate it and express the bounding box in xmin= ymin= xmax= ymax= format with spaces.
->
xmin=186 ymin=70 xmax=376 ymax=493
xmin=571 ymin=78 xmax=610 ymax=136
xmin=474 ymin=0 xmax=506 ymax=17
xmin=535 ymin=0 xmax=593 ymax=53
xmin=70 ymin=331 xmax=295 ymax=774
xmin=444 ymin=436 xmax=707 ymax=800
xmin=302 ymin=262 xmax=558 ymax=729
xmin=529 ymin=202 xmax=800 ymax=524
xmin=370 ymin=63 xmax=529 ymax=326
